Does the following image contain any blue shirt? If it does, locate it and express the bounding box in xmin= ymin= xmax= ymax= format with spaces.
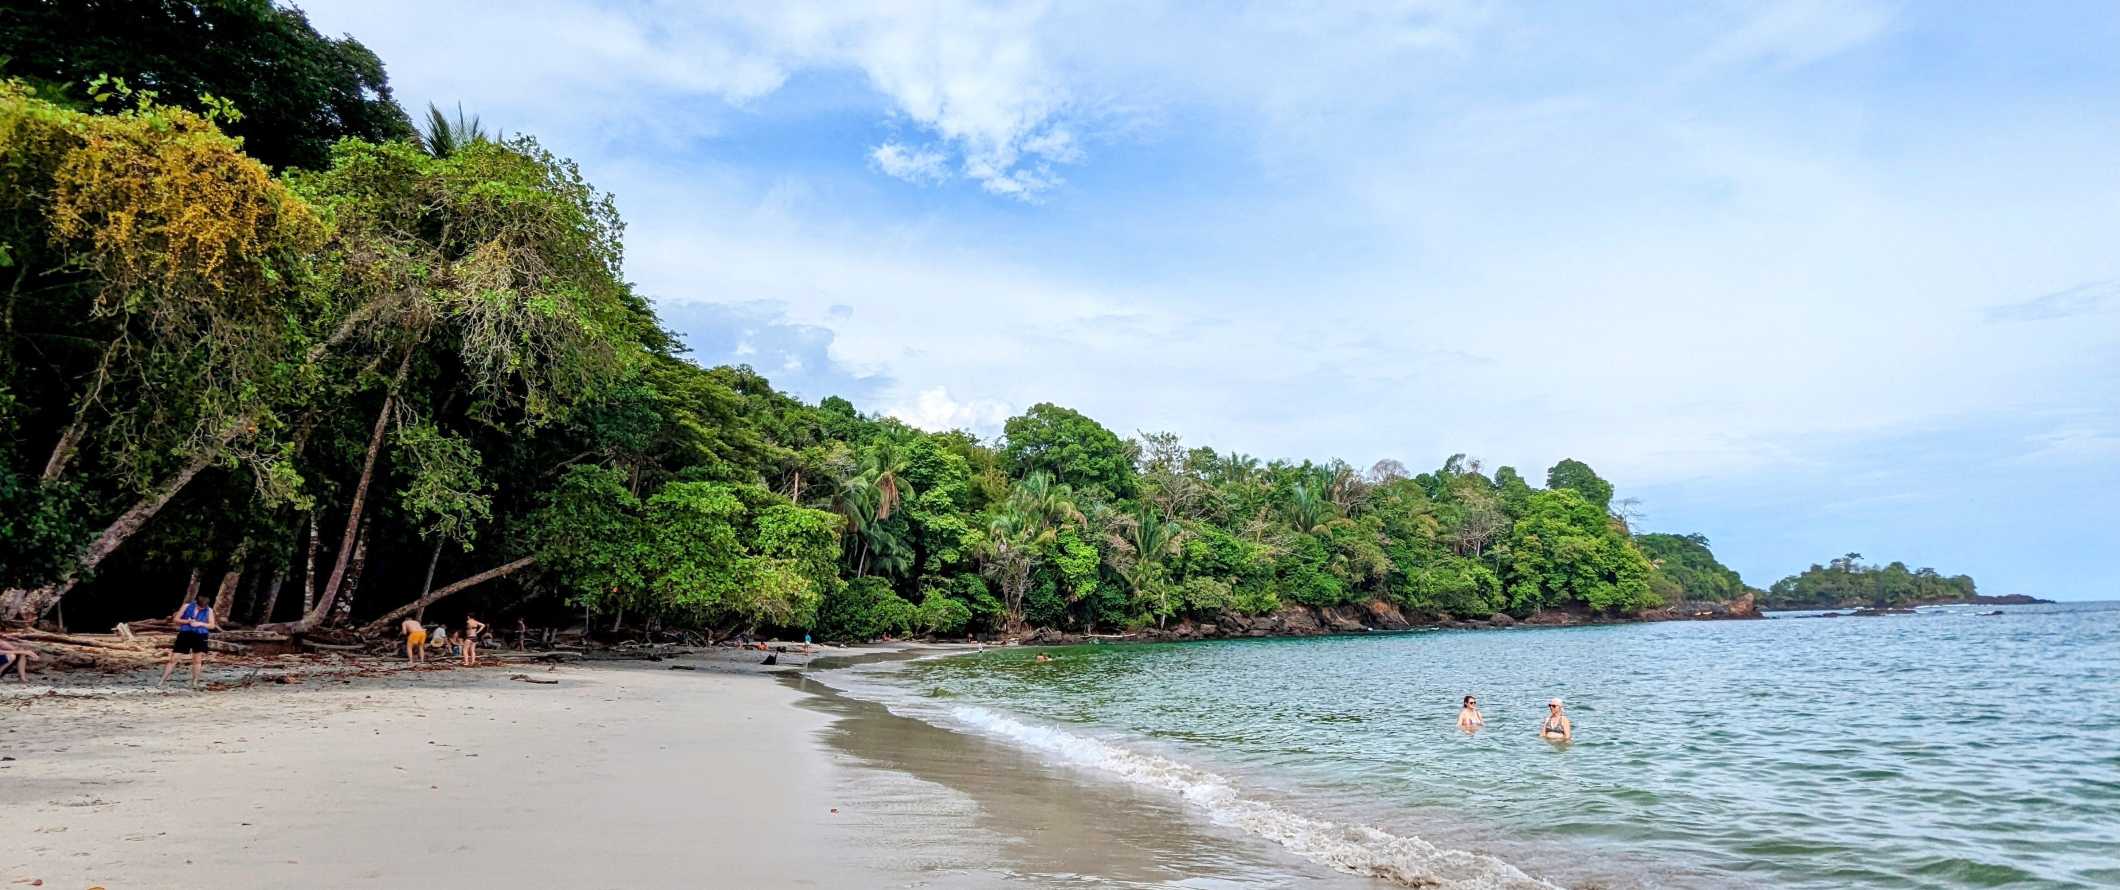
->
xmin=179 ymin=603 xmax=212 ymax=637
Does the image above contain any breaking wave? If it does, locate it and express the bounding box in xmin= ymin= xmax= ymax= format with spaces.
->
xmin=946 ymin=704 xmax=1557 ymax=889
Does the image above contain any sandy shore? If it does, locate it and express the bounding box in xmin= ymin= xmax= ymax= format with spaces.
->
xmin=3 ymin=645 xmax=1370 ymax=889
xmin=1 ymin=646 xmax=913 ymax=889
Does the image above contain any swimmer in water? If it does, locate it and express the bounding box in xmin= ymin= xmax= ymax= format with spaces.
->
xmin=1457 ymin=695 xmax=1485 ymax=732
xmin=1539 ymin=698 xmax=1573 ymax=742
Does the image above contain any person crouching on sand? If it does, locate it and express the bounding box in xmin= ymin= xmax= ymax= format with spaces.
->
xmin=0 ymin=637 xmax=39 ymax=683
xmin=1539 ymin=698 xmax=1573 ymax=742
xmin=401 ymin=618 xmax=429 ymax=666
xmin=160 ymin=590 xmax=218 ymax=690
xmin=460 ymin=615 xmax=486 ymax=666
xmin=1457 ymin=695 xmax=1485 ymax=732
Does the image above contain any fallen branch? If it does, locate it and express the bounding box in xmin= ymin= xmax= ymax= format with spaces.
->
xmin=352 ymin=556 xmax=537 ymax=637
xmin=508 ymin=673 xmax=559 ymax=685
xmin=9 ymin=630 xmax=150 ymax=651
xmin=297 ymin=639 xmax=370 ymax=653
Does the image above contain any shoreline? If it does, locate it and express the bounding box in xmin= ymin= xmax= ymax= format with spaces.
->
xmin=2 ymin=645 xmax=1370 ymax=889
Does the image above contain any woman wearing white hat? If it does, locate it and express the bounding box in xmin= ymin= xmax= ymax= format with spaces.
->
xmin=1539 ymin=698 xmax=1573 ymax=742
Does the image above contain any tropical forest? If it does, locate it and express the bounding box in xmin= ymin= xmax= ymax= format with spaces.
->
xmin=0 ymin=1 xmax=1914 ymax=643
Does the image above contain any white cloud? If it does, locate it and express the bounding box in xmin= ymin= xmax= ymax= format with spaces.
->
xmin=869 ymin=142 xmax=952 ymax=184
xmin=301 ymin=0 xmax=2119 ymax=496
xmin=889 ymin=387 xmax=1014 ymax=434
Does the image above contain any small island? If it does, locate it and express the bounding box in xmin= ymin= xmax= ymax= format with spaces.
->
xmin=1759 ymin=554 xmax=2051 ymax=611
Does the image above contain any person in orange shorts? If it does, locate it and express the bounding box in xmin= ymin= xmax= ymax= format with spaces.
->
xmin=400 ymin=618 xmax=429 ymax=665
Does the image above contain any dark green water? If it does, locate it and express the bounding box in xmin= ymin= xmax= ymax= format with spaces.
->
xmin=823 ymin=602 xmax=2120 ymax=889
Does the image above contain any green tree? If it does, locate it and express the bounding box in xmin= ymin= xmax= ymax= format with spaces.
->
xmin=1545 ymin=458 xmax=1614 ymax=514
xmin=1001 ymin=403 xmax=1138 ymax=498
xmin=0 ymin=0 xmax=414 ymax=171
xmin=1635 ymin=532 xmax=1749 ymax=603
xmin=1503 ymin=489 xmax=1656 ymax=614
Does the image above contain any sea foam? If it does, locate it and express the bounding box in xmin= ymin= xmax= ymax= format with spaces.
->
xmin=930 ymin=699 xmax=1558 ymax=889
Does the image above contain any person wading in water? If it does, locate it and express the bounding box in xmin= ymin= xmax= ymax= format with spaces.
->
xmin=1539 ymin=698 xmax=1573 ymax=742
xmin=1457 ymin=694 xmax=1486 ymax=733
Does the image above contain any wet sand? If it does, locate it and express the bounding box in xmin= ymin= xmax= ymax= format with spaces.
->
xmin=2 ymin=649 xmax=1373 ymax=888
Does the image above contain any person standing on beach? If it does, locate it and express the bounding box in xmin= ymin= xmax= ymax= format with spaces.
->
xmin=401 ymin=618 xmax=429 ymax=665
xmin=1457 ymin=695 xmax=1485 ymax=732
xmin=1 ymin=637 xmax=39 ymax=683
xmin=159 ymin=591 xmax=218 ymax=690
xmin=1539 ymin=698 xmax=1573 ymax=742
xmin=460 ymin=615 xmax=486 ymax=666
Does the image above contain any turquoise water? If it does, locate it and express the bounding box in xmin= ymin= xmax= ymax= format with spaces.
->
xmin=825 ymin=602 xmax=2120 ymax=889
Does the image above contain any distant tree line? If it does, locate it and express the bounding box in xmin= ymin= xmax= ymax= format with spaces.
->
xmin=1763 ymin=554 xmax=1978 ymax=609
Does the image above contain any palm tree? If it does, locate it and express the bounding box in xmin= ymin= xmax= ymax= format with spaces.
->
xmin=1009 ymin=471 xmax=1083 ymax=531
xmin=978 ymin=509 xmax=1037 ymax=632
xmin=417 ymin=102 xmax=488 ymax=158
xmin=1108 ymin=505 xmax=1185 ymax=627
xmin=834 ymin=443 xmax=920 ymax=576
xmin=1282 ymin=481 xmax=1335 ymax=533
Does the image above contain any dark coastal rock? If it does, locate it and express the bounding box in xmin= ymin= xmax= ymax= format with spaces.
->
xmin=1727 ymin=592 xmax=1762 ymax=619
xmin=1320 ymin=605 xmax=1367 ymax=633
xmin=1645 ymin=592 xmax=1764 ymax=621
xmin=1486 ymin=613 xmax=1518 ymax=627
xmin=1522 ymin=608 xmax=1589 ymax=626
xmin=1274 ymin=605 xmax=1326 ymax=635
xmin=1362 ymin=600 xmax=1412 ymax=630
xmin=1023 ymin=627 xmax=1085 ymax=644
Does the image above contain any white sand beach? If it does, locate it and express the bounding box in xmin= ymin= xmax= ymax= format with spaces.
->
xmin=2 ymin=646 xmax=1372 ymax=890
xmin=1 ymin=652 xmax=913 ymax=889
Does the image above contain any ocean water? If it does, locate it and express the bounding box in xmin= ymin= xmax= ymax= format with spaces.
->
xmin=817 ymin=602 xmax=2120 ymax=889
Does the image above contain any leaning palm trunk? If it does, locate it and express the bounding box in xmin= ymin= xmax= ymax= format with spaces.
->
xmin=267 ymin=346 xmax=413 ymax=635
xmin=356 ymin=557 xmax=537 ymax=637
xmin=1 ymin=303 xmax=389 ymax=626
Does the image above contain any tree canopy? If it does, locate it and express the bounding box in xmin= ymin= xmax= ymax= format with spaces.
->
xmin=1764 ymin=555 xmax=1977 ymax=609
xmin=0 ymin=0 xmax=414 ymax=170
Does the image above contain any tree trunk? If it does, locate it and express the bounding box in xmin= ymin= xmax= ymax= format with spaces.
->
xmin=414 ymin=538 xmax=444 ymax=621
xmin=255 ymin=569 xmax=287 ymax=626
xmin=177 ymin=568 xmax=202 ymax=612
xmin=301 ymin=513 xmax=320 ymax=615
xmin=211 ymin=567 xmax=243 ymax=622
xmin=288 ymin=347 xmax=411 ymax=634
xmin=1 ymin=301 xmax=391 ymax=626
xmin=3 ymin=454 xmax=219 ymax=622
xmin=331 ymin=520 xmax=370 ymax=628
xmin=356 ymin=557 xmax=537 ymax=637
xmin=211 ymin=542 xmax=251 ymax=619
xmin=41 ymin=337 xmax=123 ymax=482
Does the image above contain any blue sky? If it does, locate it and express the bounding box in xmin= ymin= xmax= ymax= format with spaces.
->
xmin=302 ymin=1 xmax=2119 ymax=600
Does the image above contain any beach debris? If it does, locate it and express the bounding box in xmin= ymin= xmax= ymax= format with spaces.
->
xmin=508 ymin=674 xmax=559 ymax=685
xmin=666 ymin=665 xmax=697 ymax=671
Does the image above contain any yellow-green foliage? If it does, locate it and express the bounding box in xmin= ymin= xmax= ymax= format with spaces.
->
xmin=0 ymin=82 xmax=324 ymax=324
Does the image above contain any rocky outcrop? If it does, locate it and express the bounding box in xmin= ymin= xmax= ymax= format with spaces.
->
xmin=1362 ymin=599 xmax=1412 ymax=630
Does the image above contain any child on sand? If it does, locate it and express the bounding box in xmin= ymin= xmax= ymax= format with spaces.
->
xmin=0 ymin=637 xmax=39 ymax=683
